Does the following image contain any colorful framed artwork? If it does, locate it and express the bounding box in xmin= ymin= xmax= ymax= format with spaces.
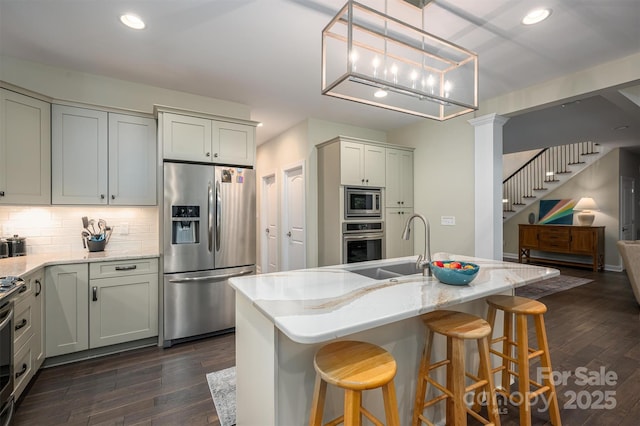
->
xmin=538 ymin=199 xmax=576 ymax=225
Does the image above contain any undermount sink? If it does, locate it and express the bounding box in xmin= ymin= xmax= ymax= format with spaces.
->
xmin=349 ymin=261 xmax=421 ymax=280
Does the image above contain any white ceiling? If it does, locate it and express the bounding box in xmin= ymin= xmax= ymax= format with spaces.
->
xmin=1 ymin=0 xmax=639 ymax=149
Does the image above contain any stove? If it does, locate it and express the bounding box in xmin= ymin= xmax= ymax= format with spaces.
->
xmin=0 ymin=276 xmax=24 ymax=300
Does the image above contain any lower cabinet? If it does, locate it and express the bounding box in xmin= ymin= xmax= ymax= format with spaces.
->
xmin=45 ymin=258 xmax=159 ymax=358
xmin=88 ymin=259 xmax=159 ymax=348
xmin=386 ymin=208 xmax=414 ymax=258
xmin=12 ymin=269 xmax=45 ymax=401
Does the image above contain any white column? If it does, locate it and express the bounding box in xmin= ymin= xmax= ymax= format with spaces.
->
xmin=468 ymin=114 xmax=509 ymax=260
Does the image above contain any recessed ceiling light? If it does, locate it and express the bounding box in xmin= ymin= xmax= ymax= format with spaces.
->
xmin=522 ymin=8 xmax=552 ymax=25
xmin=614 ymin=125 xmax=630 ymax=131
xmin=120 ymin=14 xmax=145 ymax=30
xmin=374 ymin=89 xmax=388 ymax=98
xmin=257 ymin=122 xmax=264 ymax=127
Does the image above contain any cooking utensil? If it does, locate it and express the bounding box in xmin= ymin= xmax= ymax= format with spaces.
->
xmin=88 ymin=219 xmax=97 ymax=235
xmin=81 ymin=230 xmax=91 ymax=249
xmin=98 ymin=219 xmax=107 ymax=234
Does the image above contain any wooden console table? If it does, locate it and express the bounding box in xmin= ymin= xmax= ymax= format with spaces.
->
xmin=518 ymin=224 xmax=605 ymax=272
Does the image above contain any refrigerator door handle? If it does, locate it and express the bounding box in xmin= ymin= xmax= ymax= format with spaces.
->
xmin=216 ymin=180 xmax=222 ymax=252
xmin=168 ymin=270 xmax=252 ymax=283
xmin=208 ymin=182 xmax=214 ymax=252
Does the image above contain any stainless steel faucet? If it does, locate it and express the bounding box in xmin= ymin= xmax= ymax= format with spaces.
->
xmin=402 ymin=213 xmax=432 ymax=276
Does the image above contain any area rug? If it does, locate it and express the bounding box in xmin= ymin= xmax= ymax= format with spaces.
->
xmin=206 ymin=366 xmax=236 ymax=426
xmin=516 ymin=275 xmax=592 ymax=300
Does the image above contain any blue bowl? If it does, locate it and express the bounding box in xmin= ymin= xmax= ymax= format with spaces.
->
xmin=430 ymin=260 xmax=479 ymax=286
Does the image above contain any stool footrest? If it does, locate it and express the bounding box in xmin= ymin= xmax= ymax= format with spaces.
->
xmin=467 ymin=406 xmax=495 ymax=425
xmin=528 ymin=348 xmax=544 ymax=359
xmin=418 ymin=413 xmax=436 ymax=426
xmin=425 ymin=376 xmax=454 ymax=399
xmin=427 ymin=359 xmax=450 ymax=371
xmin=361 ymin=406 xmax=384 ymax=426
xmin=421 ymin=392 xmax=449 ymax=409
xmin=489 ymin=347 xmax=517 ymax=364
xmin=325 ymin=415 xmax=344 ymax=426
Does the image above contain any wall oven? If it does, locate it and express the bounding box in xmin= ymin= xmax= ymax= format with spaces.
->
xmin=342 ymin=222 xmax=385 ymax=264
xmin=0 ymin=299 xmax=13 ymax=426
xmin=344 ymin=187 xmax=382 ymax=219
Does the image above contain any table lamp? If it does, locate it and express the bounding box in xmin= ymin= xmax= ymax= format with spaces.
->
xmin=574 ymin=197 xmax=599 ymax=226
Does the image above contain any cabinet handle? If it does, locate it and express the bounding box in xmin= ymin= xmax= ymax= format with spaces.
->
xmin=18 ymin=285 xmax=27 ymax=294
xmin=361 ymin=179 xmax=365 ymax=183
xmin=115 ymin=265 xmax=137 ymax=271
xmin=401 ymin=201 xmax=404 ymax=205
xmin=366 ymin=179 xmax=369 ymax=183
xmin=15 ymin=318 xmax=27 ymax=331
xmin=111 ymin=195 xmax=116 ymax=200
xmin=265 ymin=228 xmax=270 ymax=234
xmin=35 ymin=279 xmax=42 ymax=296
xmin=0 ymin=191 xmax=4 ymax=197
xmin=100 ymin=194 xmax=105 ymax=200
xmin=287 ymin=231 xmax=292 ymax=237
xmin=397 ymin=201 xmax=401 ymax=204
xmin=206 ymin=152 xmax=211 ymax=157
xmin=92 ymin=286 xmax=98 ymax=302
xmin=15 ymin=363 xmax=27 ymax=379
xmin=214 ymin=153 xmax=219 ymax=158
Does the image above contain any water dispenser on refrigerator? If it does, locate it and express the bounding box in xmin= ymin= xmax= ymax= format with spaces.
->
xmin=171 ymin=205 xmax=200 ymax=244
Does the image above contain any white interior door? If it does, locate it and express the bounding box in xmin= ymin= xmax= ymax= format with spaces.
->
xmin=282 ymin=163 xmax=306 ymax=271
xmin=261 ymin=173 xmax=278 ymax=273
xmin=620 ymin=176 xmax=635 ymax=240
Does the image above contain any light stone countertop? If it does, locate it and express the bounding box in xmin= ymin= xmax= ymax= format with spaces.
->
xmin=229 ymin=253 xmax=560 ymax=344
xmin=0 ymin=249 xmax=160 ymax=278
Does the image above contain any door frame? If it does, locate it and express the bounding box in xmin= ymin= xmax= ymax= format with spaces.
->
xmin=281 ymin=160 xmax=306 ymax=271
xmin=260 ymin=170 xmax=277 ymax=274
xmin=620 ymin=175 xmax=636 ymax=241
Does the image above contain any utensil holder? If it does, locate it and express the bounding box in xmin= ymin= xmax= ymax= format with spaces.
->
xmin=87 ymin=239 xmax=107 ymax=252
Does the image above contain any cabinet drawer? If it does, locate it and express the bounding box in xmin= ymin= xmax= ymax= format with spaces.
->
xmin=12 ymin=333 xmax=34 ymax=400
xmin=13 ymin=296 xmax=34 ymax=352
xmin=89 ymin=258 xmax=159 ymax=279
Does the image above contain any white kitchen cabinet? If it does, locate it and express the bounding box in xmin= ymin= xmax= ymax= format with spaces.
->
xmin=385 ymin=208 xmax=414 ymax=258
xmin=52 ymin=104 xmax=157 ymax=205
xmin=45 ymin=263 xmax=89 ymax=357
xmin=0 ymin=89 xmax=51 ymax=205
xmin=88 ymin=258 xmax=159 ymax=348
xmin=45 ymin=258 xmax=159 ymax=358
xmin=162 ymin=111 xmax=256 ymax=166
xmin=11 ymin=269 xmax=45 ymax=400
xmin=385 ymin=148 xmax=414 ymax=208
xmin=108 ymin=113 xmax=157 ymax=205
xmin=340 ymin=140 xmax=385 ymax=187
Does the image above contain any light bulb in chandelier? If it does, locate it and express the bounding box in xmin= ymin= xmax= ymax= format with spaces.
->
xmin=374 ymin=89 xmax=388 ymax=98
xmin=444 ymin=80 xmax=453 ymax=98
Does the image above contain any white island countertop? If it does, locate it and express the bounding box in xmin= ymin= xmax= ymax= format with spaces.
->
xmin=0 ymin=248 xmax=160 ymax=278
xmin=230 ymin=253 xmax=559 ymax=344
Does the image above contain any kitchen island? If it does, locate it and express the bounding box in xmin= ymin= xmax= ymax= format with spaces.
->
xmin=229 ymin=254 xmax=559 ymax=425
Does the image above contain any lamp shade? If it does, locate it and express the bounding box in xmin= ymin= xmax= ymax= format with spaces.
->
xmin=574 ymin=197 xmax=599 ymax=212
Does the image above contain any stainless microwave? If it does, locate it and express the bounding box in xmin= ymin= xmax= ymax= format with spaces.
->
xmin=344 ymin=187 xmax=382 ymax=219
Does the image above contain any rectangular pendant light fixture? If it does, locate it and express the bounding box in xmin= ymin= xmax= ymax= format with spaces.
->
xmin=321 ymin=0 xmax=478 ymax=121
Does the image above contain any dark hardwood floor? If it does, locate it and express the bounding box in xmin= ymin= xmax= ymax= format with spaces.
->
xmin=13 ymin=264 xmax=640 ymax=425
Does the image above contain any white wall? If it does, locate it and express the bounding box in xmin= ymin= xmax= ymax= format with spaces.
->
xmin=0 ymin=206 xmax=158 ymax=254
xmin=256 ymin=118 xmax=387 ymax=269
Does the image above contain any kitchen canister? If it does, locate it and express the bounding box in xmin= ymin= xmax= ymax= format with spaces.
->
xmin=0 ymin=239 xmax=8 ymax=258
xmin=6 ymin=235 xmax=26 ymax=257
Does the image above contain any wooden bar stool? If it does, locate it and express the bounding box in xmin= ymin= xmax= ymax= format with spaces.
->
xmin=309 ymin=340 xmax=400 ymax=426
xmin=481 ymin=295 xmax=562 ymax=426
xmin=413 ymin=310 xmax=501 ymax=426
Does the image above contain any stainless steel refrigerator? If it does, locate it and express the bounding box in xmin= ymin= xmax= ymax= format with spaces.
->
xmin=163 ymin=162 xmax=255 ymax=346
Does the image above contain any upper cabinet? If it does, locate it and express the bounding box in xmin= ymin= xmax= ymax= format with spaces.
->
xmin=52 ymin=104 xmax=157 ymax=205
xmin=108 ymin=113 xmax=157 ymax=205
xmin=0 ymin=89 xmax=51 ymax=205
xmin=161 ymin=112 xmax=256 ymax=166
xmin=385 ymin=148 xmax=414 ymax=207
xmin=339 ymin=140 xmax=386 ymax=187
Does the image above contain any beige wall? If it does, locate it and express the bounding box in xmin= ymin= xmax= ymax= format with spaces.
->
xmin=503 ymin=149 xmax=621 ymax=269
xmin=388 ymin=116 xmax=476 ymax=257
xmin=0 ymin=55 xmax=250 ymax=120
xmin=255 ymin=119 xmax=387 ymax=270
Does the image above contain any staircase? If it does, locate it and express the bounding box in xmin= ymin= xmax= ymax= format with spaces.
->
xmin=503 ymin=141 xmax=607 ymax=221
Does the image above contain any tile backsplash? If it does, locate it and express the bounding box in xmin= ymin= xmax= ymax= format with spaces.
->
xmin=0 ymin=206 xmax=159 ymax=254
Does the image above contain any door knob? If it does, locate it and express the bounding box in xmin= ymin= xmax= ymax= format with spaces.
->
xmin=287 ymin=231 xmax=292 ymax=237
